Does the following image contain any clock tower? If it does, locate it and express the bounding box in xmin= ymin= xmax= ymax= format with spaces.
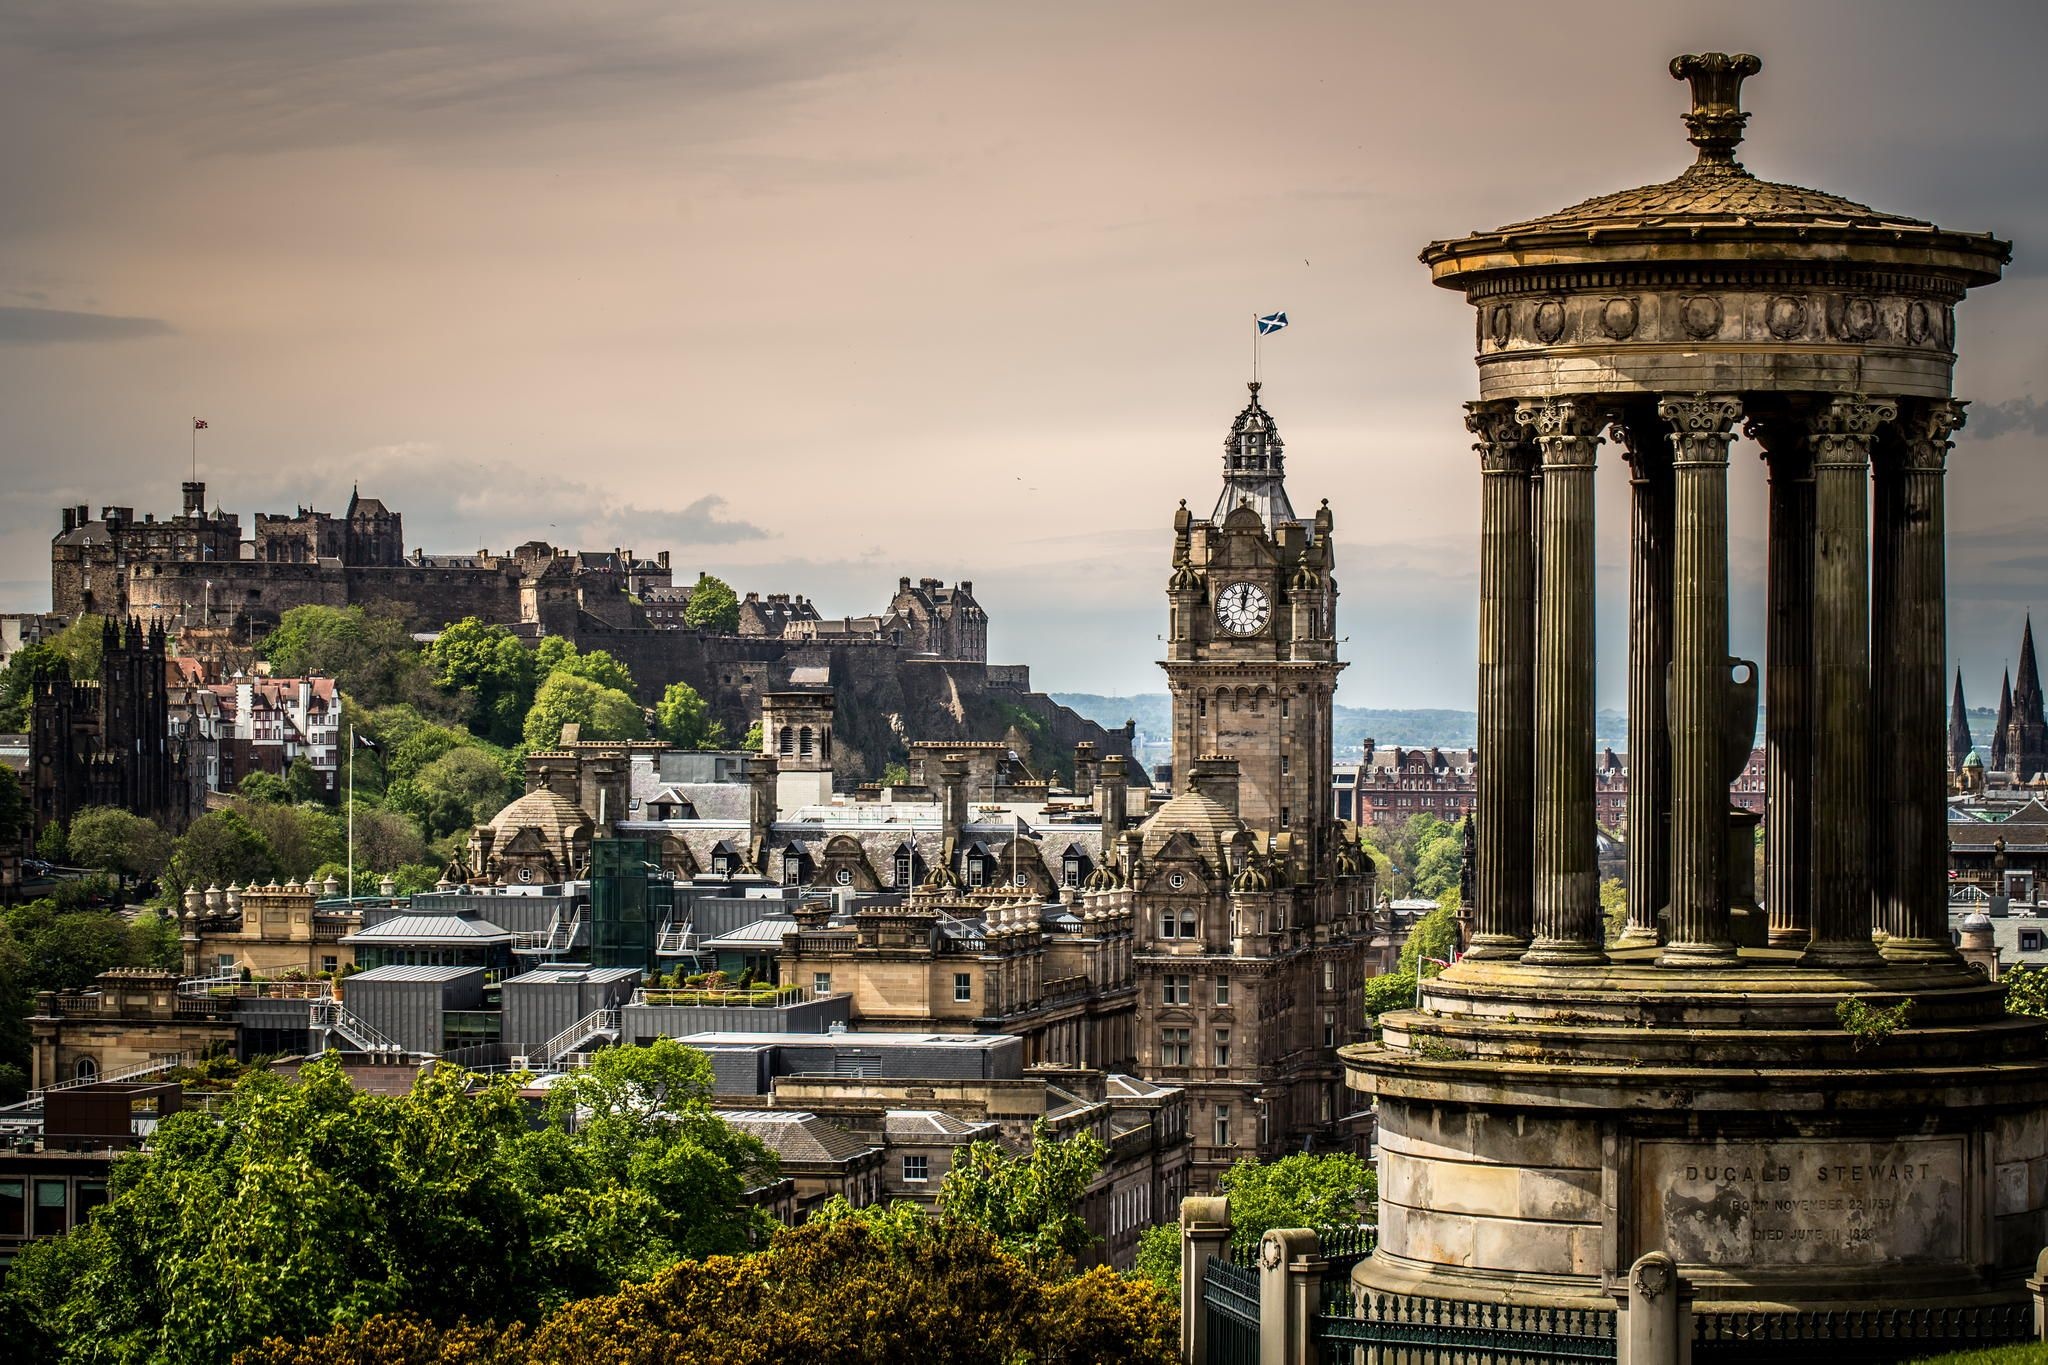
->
xmin=1164 ymin=381 xmax=1343 ymax=873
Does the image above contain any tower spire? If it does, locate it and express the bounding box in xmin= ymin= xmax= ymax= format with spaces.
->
xmin=1949 ymin=667 xmax=1974 ymax=776
xmin=1214 ymin=381 xmax=1296 ymax=527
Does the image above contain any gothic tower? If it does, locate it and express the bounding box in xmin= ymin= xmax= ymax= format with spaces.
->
xmin=1949 ymin=668 xmax=1974 ymax=780
xmin=1163 ymin=382 xmax=1343 ymax=873
xmin=2004 ymin=615 xmax=2048 ymax=783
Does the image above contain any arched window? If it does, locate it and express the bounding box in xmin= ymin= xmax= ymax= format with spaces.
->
xmin=799 ymin=727 xmax=813 ymax=757
xmin=73 ymin=1056 xmax=99 ymax=1082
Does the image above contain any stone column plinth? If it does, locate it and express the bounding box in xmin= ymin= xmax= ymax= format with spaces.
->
xmin=1617 ymin=409 xmax=1673 ymax=947
xmin=1467 ymin=401 xmax=1536 ymax=959
xmin=1755 ymin=417 xmax=1815 ymax=949
xmin=1878 ymin=399 xmax=1968 ymax=962
xmin=1658 ymin=394 xmax=1743 ymax=966
xmin=1519 ymin=397 xmax=1606 ymax=966
xmin=1804 ymin=395 xmax=1896 ymax=969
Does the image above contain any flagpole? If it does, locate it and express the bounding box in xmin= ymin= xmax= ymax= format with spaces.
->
xmin=347 ymin=726 xmax=355 ymax=899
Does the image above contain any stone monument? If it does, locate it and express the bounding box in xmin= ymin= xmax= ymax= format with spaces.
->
xmin=1342 ymin=53 xmax=2048 ymax=1312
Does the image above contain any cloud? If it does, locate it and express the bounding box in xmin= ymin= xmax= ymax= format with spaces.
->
xmin=0 ymin=305 xmax=173 ymax=344
xmin=1965 ymin=397 xmax=2048 ymax=441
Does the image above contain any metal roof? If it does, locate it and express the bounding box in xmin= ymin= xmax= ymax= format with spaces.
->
xmin=342 ymin=913 xmax=513 ymax=946
xmin=345 ymin=964 xmax=488 ymax=983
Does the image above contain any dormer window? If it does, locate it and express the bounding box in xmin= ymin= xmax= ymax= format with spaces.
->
xmin=967 ymin=855 xmax=986 ymax=888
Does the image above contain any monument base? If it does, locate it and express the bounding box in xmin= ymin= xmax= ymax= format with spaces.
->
xmin=1341 ymin=951 xmax=2048 ymax=1311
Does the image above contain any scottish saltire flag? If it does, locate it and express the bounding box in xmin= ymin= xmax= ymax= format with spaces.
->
xmin=1256 ymin=311 xmax=1289 ymax=335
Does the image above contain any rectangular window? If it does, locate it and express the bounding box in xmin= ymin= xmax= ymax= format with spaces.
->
xmin=1281 ymin=754 xmax=1290 ymax=775
xmin=1323 ymin=961 xmax=1337 ymax=992
xmin=33 ymin=1180 xmax=67 ymax=1237
xmin=1160 ymin=1027 xmax=1191 ymax=1066
xmin=1214 ymin=1104 xmax=1231 ymax=1148
xmin=902 ymin=1155 xmax=929 ymax=1183
xmin=1159 ymin=911 xmax=1179 ymax=940
xmin=1181 ymin=909 xmax=1198 ymax=939
xmin=74 ymin=1180 xmax=107 ymax=1223
xmin=1280 ymin=806 xmax=1291 ymax=827
xmin=954 ymin=973 xmax=973 ymax=1003
xmin=321 ymin=955 xmax=338 ymax=975
xmin=215 ymin=954 xmax=234 ymax=970
xmin=1213 ymin=1031 xmax=1231 ymax=1068
xmin=0 ymin=1179 xmax=22 ymax=1236
xmin=1162 ymin=974 xmax=1189 ymax=1005
xmin=814 ymin=972 xmax=834 ymax=996
xmin=1323 ymin=1010 xmax=1337 ymax=1049
xmin=1214 ymin=977 xmax=1231 ymax=1007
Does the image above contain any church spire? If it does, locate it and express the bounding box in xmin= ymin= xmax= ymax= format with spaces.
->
xmin=1214 ymin=381 xmax=1297 ymax=527
xmin=1949 ymin=668 xmax=1974 ymax=776
xmin=1994 ymin=668 xmax=2014 ymax=773
xmin=2019 ymin=614 xmax=2044 ymax=722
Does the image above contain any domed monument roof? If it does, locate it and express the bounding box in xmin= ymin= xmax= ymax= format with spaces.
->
xmin=488 ymin=785 xmax=593 ymax=843
xmin=1424 ymin=52 xmax=2007 ymax=293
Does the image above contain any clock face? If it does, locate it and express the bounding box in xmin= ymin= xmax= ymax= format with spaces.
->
xmin=1215 ymin=581 xmax=1271 ymax=635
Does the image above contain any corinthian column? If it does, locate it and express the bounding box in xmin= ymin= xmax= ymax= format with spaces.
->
xmin=1804 ymin=395 xmax=1896 ymax=969
xmin=1517 ymin=396 xmax=1606 ymax=966
xmin=1657 ymin=394 xmax=1743 ymax=966
xmin=1465 ymin=402 xmax=1535 ymax=959
xmin=1752 ymin=416 xmax=1814 ymax=948
xmin=1614 ymin=409 xmax=1673 ymax=947
xmin=1877 ymin=399 xmax=1967 ymax=962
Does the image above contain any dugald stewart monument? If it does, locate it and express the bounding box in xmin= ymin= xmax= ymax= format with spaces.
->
xmin=1344 ymin=53 xmax=2048 ymax=1312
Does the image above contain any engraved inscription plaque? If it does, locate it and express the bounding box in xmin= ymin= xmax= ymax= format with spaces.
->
xmin=1634 ymin=1137 xmax=1966 ymax=1268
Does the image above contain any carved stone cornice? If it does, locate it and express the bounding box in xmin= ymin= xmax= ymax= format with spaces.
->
xmin=1515 ymin=397 xmax=1603 ymax=469
xmin=1657 ymin=394 xmax=1744 ymax=466
xmin=1810 ymin=395 xmax=1898 ymax=468
xmin=1897 ymin=398 xmax=1968 ymax=472
xmin=1465 ymin=400 xmax=1532 ymax=474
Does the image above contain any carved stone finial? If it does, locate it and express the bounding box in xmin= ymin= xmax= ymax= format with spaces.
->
xmin=1670 ymin=52 xmax=1762 ymax=167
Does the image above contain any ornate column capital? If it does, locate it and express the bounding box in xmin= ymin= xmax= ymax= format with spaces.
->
xmin=1810 ymin=394 xmax=1898 ymax=467
xmin=1657 ymin=394 xmax=1744 ymax=466
xmin=1898 ymin=398 xmax=1969 ymax=472
xmin=1516 ymin=396 xmax=1604 ymax=468
xmin=1465 ymin=400 xmax=1532 ymax=474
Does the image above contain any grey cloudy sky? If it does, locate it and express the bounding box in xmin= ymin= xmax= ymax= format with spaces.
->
xmin=3 ymin=0 xmax=2046 ymax=711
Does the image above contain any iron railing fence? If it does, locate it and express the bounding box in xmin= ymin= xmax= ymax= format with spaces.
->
xmin=1316 ymin=1286 xmax=1617 ymax=1365
xmin=1692 ymin=1304 xmax=2033 ymax=1363
xmin=1203 ymin=1253 xmax=1260 ymax=1365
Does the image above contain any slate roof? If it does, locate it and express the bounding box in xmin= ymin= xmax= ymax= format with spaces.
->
xmin=716 ymin=1110 xmax=880 ymax=1164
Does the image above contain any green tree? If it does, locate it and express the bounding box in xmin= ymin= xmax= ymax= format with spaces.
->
xmin=0 ymin=641 xmax=66 ymax=731
xmin=238 ymin=1217 xmax=1179 ymax=1365
xmin=1131 ymin=1221 xmax=1182 ymax=1298
xmin=173 ymin=808 xmax=276 ymax=890
xmin=1217 ymin=1152 xmax=1378 ymax=1248
xmin=3 ymin=901 xmax=135 ymax=991
xmin=1362 ymin=970 xmax=1415 ymax=1021
xmin=2007 ymin=964 xmax=2048 ymax=1019
xmin=261 ymin=606 xmax=442 ymax=711
xmin=1398 ymin=901 xmax=1459 ymax=974
xmin=426 ymin=618 xmax=539 ymax=747
xmin=740 ymin=719 xmax=763 ymax=751
xmin=549 ymin=647 xmax=636 ymax=697
xmin=0 ymin=763 xmax=27 ymax=847
xmin=682 ymin=574 xmax=740 ymax=634
xmin=237 ymin=802 xmax=345 ymax=881
xmin=45 ymin=614 xmax=108 ymax=683
xmin=285 ymin=756 xmax=325 ymax=805
xmin=653 ymin=680 xmax=725 ymax=750
xmin=412 ymin=746 xmax=517 ymax=837
xmin=238 ymin=770 xmax=292 ymax=804
xmin=34 ymin=821 xmax=66 ymax=863
xmin=523 ymin=673 xmax=647 ymax=749
xmin=348 ymin=803 xmax=430 ymax=874
xmin=63 ymin=807 xmax=174 ymax=887
xmin=937 ymin=1116 xmax=1106 ymax=1264
xmin=1600 ymin=876 xmax=1629 ymax=944
xmin=2 ymin=1049 xmax=784 ymax=1365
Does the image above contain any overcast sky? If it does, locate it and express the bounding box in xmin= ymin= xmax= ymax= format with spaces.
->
xmin=3 ymin=1 xmax=2045 ymax=710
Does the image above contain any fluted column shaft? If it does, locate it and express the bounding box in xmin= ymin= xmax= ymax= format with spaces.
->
xmin=1804 ymin=395 xmax=1896 ymax=968
xmin=1757 ymin=422 xmax=1814 ymax=948
xmin=1657 ymin=395 xmax=1744 ymax=965
xmin=1619 ymin=411 xmax=1673 ymax=946
xmin=1877 ymin=399 xmax=1968 ymax=960
xmin=1518 ymin=397 xmax=1606 ymax=965
xmin=1466 ymin=402 xmax=1536 ymax=959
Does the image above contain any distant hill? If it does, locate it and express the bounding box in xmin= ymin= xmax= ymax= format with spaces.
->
xmin=1052 ymin=692 xmax=1636 ymax=760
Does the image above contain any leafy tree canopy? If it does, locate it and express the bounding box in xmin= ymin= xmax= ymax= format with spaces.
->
xmin=425 ymin=618 xmax=538 ymax=747
xmin=2007 ymin=964 xmax=2048 ymax=1019
xmin=235 ymin=801 xmax=344 ymax=882
xmin=260 ymin=606 xmax=444 ymax=712
xmin=1 ymin=1048 xmax=780 ymax=1365
xmin=237 ymin=770 xmax=292 ymax=804
xmin=1217 ymin=1152 xmax=1378 ymax=1250
xmin=64 ymin=807 xmax=175 ymax=884
xmin=0 ymin=766 xmax=26 ymax=846
xmin=523 ymin=673 xmax=646 ymax=749
xmin=546 ymin=647 xmax=636 ymax=698
xmin=171 ymin=808 xmax=276 ymax=891
xmin=681 ymin=574 xmax=740 ymax=634
xmin=237 ymin=1215 xmax=1177 ymax=1365
xmin=653 ymin=680 xmax=725 ymax=751
xmin=740 ymin=720 xmax=762 ymax=752
xmin=936 ymin=1116 xmax=1106 ymax=1265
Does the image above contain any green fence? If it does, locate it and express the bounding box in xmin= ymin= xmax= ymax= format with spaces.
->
xmin=1692 ymin=1304 xmax=2033 ymax=1363
xmin=1316 ymin=1285 xmax=1617 ymax=1365
xmin=1203 ymin=1253 xmax=1260 ymax=1365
